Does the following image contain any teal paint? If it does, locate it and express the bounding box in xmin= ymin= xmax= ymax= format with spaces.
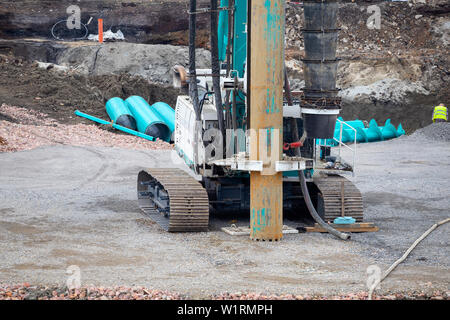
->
xmin=232 ymin=0 xmax=248 ymax=78
xmin=218 ymin=0 xmax=229 ymax=62
xmin=218 ymin=0 xmax=248 ymax=77
xmin=263 ymin=0 xmax=282 ymax=115
xmin=251 ymin=207 xmax=269 ymax=232
xmin=334 ymin=217 xmax=356 ymax=224
xmin=217 ymin=0 xmax=247 ymax=132
xmin=175 ymin=146 xmax=195 ymax=167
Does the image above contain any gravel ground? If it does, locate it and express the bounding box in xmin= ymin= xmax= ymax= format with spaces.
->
xmin=0 ymin=105 xmax=171 ymax=152
xmin=0 ymin=136 xmax=449 ymax=299
xmin=0 ymin=284 xmax=447 ymax=300
xmin=339 ymin=131 xmax=450 ymax=269
xmin=410 ymin=122 xmax=450 ymax=141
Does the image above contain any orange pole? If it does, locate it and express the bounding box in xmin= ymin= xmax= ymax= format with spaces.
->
xmin=98 ymin=19 xmax=103 ymax=43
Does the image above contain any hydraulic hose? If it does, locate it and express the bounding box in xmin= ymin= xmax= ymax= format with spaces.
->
xmin=189 ymin=0 xmax=200 ymax=119
xmin=283 ymin=67 xmax=350 ymax=240
xmin=210 ymin=0 xmax=225 ymax=141
xmin=299 ymin=170 xmax=351 ymax=240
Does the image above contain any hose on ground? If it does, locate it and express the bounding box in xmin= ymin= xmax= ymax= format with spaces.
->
xmin=299 ymin=170 xmax=351 ymax=241
xmin=368 ymin=217 xmax=450 ymax=300
xmin=283 ymin=66 xmax=350 ymax=241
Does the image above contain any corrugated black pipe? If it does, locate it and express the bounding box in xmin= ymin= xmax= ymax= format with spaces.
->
xmin=189 ymin=0 xmax=200 ymax=120
xmin=284 ymin=67 xmax=350 ymax=240
xmin=210 ymin=0 xmax=225 ymax=141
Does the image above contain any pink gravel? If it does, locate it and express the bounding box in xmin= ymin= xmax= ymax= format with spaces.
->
xmin=214 ymin=291 xmax=449 ymax=300
xmin=0 ymin=284 xmax=447 ymax=300
xmin=0 ymin=284 xmax=183 ymax=300
xmin=0 ymin=104 xmax=172 ymax=152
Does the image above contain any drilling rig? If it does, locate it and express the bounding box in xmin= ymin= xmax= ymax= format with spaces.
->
xmin=137 ymin=0 xmax=363 ymax=241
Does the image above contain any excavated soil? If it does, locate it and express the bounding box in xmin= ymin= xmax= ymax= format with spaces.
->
xmin=0 ymin=54 xmax=181 ymax=125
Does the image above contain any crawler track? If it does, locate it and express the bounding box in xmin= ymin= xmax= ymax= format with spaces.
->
xmin=314 ymin=175 xmax=364 ymax=222
xmin=137 ymin=168 xmax=209 ymax=232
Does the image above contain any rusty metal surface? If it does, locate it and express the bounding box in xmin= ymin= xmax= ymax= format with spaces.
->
xmin=249 ymin=0 xmax=285 ymax=241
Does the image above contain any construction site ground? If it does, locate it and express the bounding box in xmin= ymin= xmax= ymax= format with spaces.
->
xmin=0 ymin=0 xmax=449 ymax=300
xmin=0 ymin=127 xmax=448 ymax=299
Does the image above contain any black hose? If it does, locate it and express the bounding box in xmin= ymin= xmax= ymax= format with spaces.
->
xmin=284 ymin=66 xmax=350 ymax=240
xmin=299 ymin=170 xmax=351 ymax=240
xmin=210 ymin=0 xmax=225 ymax=142
xmin=189 ymin=0 xmax=200 ymax=120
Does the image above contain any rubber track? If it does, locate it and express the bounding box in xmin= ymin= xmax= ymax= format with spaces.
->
xmin=314 ymin=175 xmax=364 ymax=222
xmin=138 ymin=168 xmax=209 ymax=232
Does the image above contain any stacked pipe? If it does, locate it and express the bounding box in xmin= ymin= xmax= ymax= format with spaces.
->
xmin=105 ymin=96 xmax=175 ymax=142
xmin=318 ymin=118 xmax=406 ymax=146
xmin=301 ymin=0 xmax=341 ymax=139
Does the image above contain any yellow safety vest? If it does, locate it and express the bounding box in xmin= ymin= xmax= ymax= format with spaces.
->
xmin=432 ymin=106 xmax=448 ymax=122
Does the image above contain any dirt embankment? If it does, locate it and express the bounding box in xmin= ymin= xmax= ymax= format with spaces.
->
xmin=285 ymin=1 xmax=450 ymax=131
xmin=0 ymin=1 xmax=448 ymax=132
xmin=0 ymin=0 xmax=210 ymax=46
xmin=0 ymin=55 xmax=181 ymax=124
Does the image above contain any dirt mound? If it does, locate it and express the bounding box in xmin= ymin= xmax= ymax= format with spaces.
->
xmin=0 ymin=54 xmax=181 ymax=124
xmin=286 ymin=1 xmax=448 ymax=53
xmin=410 ymin=122 xmax=450 ymax=141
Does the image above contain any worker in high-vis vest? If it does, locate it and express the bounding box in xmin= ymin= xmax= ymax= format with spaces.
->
xmin=432 ymin=103 xmax=448 ymax=123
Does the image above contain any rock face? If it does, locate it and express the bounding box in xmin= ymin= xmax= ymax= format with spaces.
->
xmin=285 ymin=1 xmax=449 ymax=53
xmin=0 ymin=0 xmax=209 ymax=45
xmin=284 ymin=1 xmax=449 ymax=131
xmin=0 ymin=0 xmax=449 ymax=131
xmin=56 ymin=43 xmax=211 ymax=84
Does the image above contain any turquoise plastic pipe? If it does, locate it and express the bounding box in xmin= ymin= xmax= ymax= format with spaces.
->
xmin=74 ymin=110 xmax=155 ymax=141
xmin=112 ymin=123 xmax=155 ymax=141
xmin=396 ymin=123 xmax=405 ymax=137
xmin=335 ymin=117 xmax=365 ymax=132
xmin=381 ymin=119 xmax=397 ymax=140
xmin=106 ymin=97 xmax=137 ymax=130
xmin=152 ymin=102 xmax=175 ymax=133
xmin=125 ymin=96 xmax=171 ymax=142
xmin=75 ymin=110 xmax=111 ymax=125
xmin=366 ymin=119 xmax=383 ymax=142
xmin=320 ymin=118 xmax=406 ymax=146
